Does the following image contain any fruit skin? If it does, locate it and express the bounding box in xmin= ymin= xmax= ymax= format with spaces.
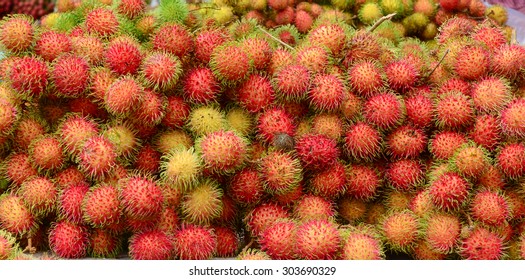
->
xmin=0 ymin=15 xmax=34 ymax=53
xmin=82 ymin=184 xmax=121 ymax=228
xmin=85 ymin=8 xmax=119 ymax=38
xmin=496 ymin=142 xmax=525 ymax=179
xmin=470 ymin=190 xmax=510 ymax=226
xmin=428 ymin=172 xmax=470 ymax=211
xmin=259 ymin=150 xmax=303 ymax=195
xmin=260 ymin=220 xmax=297 ymax=260
xmin=343 ymin=122 xmax=383 ymax=162
xmin=129 ymin=230 xmax=175 ymax=260
xmin=8 ymin=56 xmax=48 ymax=97
xmin=180 ymin=179 xmax=223 ymax=225
xmin=295 ymin=134 xmax=340 ymax=170
xmin=195 ymin=130 xmax=249 ymax=175
xmin=77 ymin=135 xmax=117 ymax=180
xmin=0 ymin=230 xmax=20 ymax=260
xmin=18 ymin=176 xmax=58 ymax=216
xmin=340 ymin=225 xmax=385 ymax=260
xmin=174 ymin=224 xmax=217 ymax=260
xmin=423 ymin=213 xmax=461 ymax=254
xmin=460 ymin=227 xmax=504 ymax=260
xmin=119 ymin=175 xmax=164 ymax=220
xmin=380 ymin=210 xmax=420 ymax=252
xmin=210 ymin=42 xmax=252 ymax=86
xmin=57 ymin=182 xmax=90 ymax=224
xmin=89 ymin=229 xmax=122 ymax=259
xmin=49 ymin=221 xmax=90 ymax=259
xmin=295 ymin=219 xmax=341 ymax=260
xmin=0 ymin=194 xmax=37 ymax=237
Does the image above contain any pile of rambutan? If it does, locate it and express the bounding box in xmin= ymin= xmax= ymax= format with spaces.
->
xmin=0 ymin=0 xmax=524 ymax=260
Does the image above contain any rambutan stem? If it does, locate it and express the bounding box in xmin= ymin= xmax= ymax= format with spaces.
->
xmin=240 ymin=238 xmax=254 ymax=253
xmin=426 ymin=49 xmax=449 ymax=79
xmin=368 ymin=13 xmax=396 ymax=33
xmin=257 ymin=26 xmax=295 ymax=51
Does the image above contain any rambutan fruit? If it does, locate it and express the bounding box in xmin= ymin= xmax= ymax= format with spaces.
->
xmin=295 ymin=133 xmax=339 ymax=170
xmin=101 ymin=121 xmax=140 ymax=159
xmin=307 ymin=23 xmax=347 ymax=56
xmin=296 ymin=219 xmax=341 ymax=260
xmin=196 ymin=130 xmax=248 ymax=174
xmin=429 ymin=131 xmax=467 ymax=160
xmin=35 ymin=30 xmax=72 ymax=62
xmin=469 ymin=114 xmax=501 ymax=151
xmin=260 ymin=219 xmax=297 ymax=260
xmin=413 ymin=240 xmax=446 ymax=260
xmin=104 ymin=76 xmax=143 ymax=116
xmin=119 ymin=175 xmax=164 ymax=220
xmin=174 ymin=224 xmax=216 ymax=260
xmin=454 ymin=44 xmax=491 ymax=80
xmin=346 ymin=164 xmax=382 ymax=201
xmin=260 ymin=150 xmax=303 ymax=195
xmin=225 ymin=107 xmax=254 ymax=137
xmin=17 ymin=176 xmax=57 ymax=216
xmin=428 ymin=171 xmax=470 ymax=211
xmin=57 ymin=114 xmax=99 ymax=157
xmin=437 ymin=77 xmax=470 ymax=98
xmin=274 ymin=6 xmax=295 ymax=25
xmin=386 ymin=159 xmax=424 ymax=191
xmin=228 ymin=167 xmax=264 ymax=206
xmin=57 ymin=182 xmax=89 ymax=224
xmin=159 ymin=95 xmax=189 ymax=129
xmin=310 ymin=113 xmax=343 ymax=141
xmin=410 ymin=190 xmax=435 ymax=217
xmin=434 ymin=91 xmax=474 ymax=130
xmin=0 ymin=230 xmax=19 ymax=260
xmin=141 ymin=51 xmax=182 ymax=91
xmin=423 ymin=213 xmax=461 ymax=254
xmin=363 ymin=92 xmax=405 ymax=131
xmin=85 ymin=8 xmax=119 ymax=37
xmin=132 ymin=89 xmax=166 ymax=126
xmin=0 ymin=194 xmax=37 ymax=237
xmin=8 ymin=56 xmax=48 ymax=97
xmin=386 ymin=125 xmax=427 ymax=159
xmin=105 ymin=36 xmax=143 ymax=76
xmin=470 ymin=190 xmax=510 ymax=226
xmin=237 ymin=74 xmax=275 ymax=114
xmin=449 ymin=143 xmax=490 ymax=178
xmin=156 ymin=207 xmax=179 ymax=234
xmin=210 ymin=42 xmax=252 ymax=86
xmin=28 ymin=134 xmax=64 ymax=172
xmin=2 ymin=152 xmax=38 ymax=187
xmin=273 ymin=64 xmax=311 ymax=101
xmin=238 ymin=248 xmax=272 ymax=260
xmin=246 ymin=203 xmax=290 ymax=236
xmin=82 ymin=184 xmax=121 ymax=228
xmin=308 ymin=73 xmax=345 ymax=112
xmin=0 ymin=15 xmax=34 ymax=53
xmin=343 ymin=122 xmax=382 ymax=162
xmin=182 ymin=67 xmax=220 ymax=105
xmin=129 ymin=229 xmax=174 ymax=260
xmin=471 ymin=25 xmax=507 ymax=51
xmin=89 ymin=228 xmax=121 ymax=258
xmin=256 ymin=107 xmax=295 ymax=144
xmin=385 ymin=190 xmax=414 ymax=211
xmin=71 ymin=35 xmax=104 ymax=66
xmin=239 ymin=37 xmax=272 ymax=71
xmin=295 ymin=45 xmax=329 ymax=74
xmin=358 ymin=2 xmax=383 ymax=25
xmin=380 ymin=210 xmax=420 ymax=252
xmin=385 ymin=59 xmax=419 ymax=92
xmin=308 ymin=161 xmax=346 ymax=199
xmin=470 ymin=76 xmax=511 ymax=114
xmin=180 ymin=179 xmax=223 ymax=225
xmin=501 ymin=98 xmax=525 ymax=139
xmin=477 ymin=165 xmax=505 ymax=191
xmin=347 ymin=60 xmax=385 ymax=98
xmin=460 ymin=226 xmax=504 ymax=260
xmin=273 ymin=183 xmax=304 ymax=206
xmin=77 ymin=135 xmax=117 ymax=179
xmin=340 ymin=91 xmax=362 ymax=122
xmin=49 ymin=221 xmax=89 ymax=259
xmin=117 ymin=0 xmax=146 ymax=19
xmin=293 ymin=195 xmax=335 ymax=222
xmin=0 ymin=97 xmax=18 ymax=136
xmin=213 ymin=226 xmax=240 ymax=258
xmin=496 ymin=142 xmax=525 ymax=179
xmin=160 ymin=147 xmax=201 ymax=190
xmin=193 ymin=28 xmax=230 ymax=64
xmin=341 ymin=225 xmax=384 ymax=260
xmin=153 ymin=129 xmax=193 ymax=154
xmin=187 ymin=105 xmax=227 ymax=137
xmin=491 ymin=45 xmax=525 ymax=79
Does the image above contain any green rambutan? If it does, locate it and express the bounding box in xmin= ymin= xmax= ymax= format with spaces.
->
xmin=153 ymin=129 xmax=193 ymax=154
xmin=181 ymin=179 xmax=223 ymax=225
xmin=187 ymin=105 xmax=227 ymax=137
xmin=358 ymin=2 xmax=383 ymax=25
xmin=160 ymin=147 xmax=201 ymax=190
